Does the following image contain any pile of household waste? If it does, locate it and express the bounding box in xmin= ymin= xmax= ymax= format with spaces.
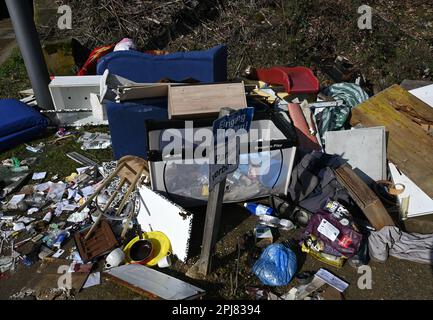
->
xmin=0 ymin=147 xmax=204 ymax=300
xmin=1 ymin=40 xmax=433 ymax=300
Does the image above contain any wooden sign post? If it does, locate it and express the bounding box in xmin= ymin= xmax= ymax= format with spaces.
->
xmin=187 ymin=107 xmax=253 ymax=278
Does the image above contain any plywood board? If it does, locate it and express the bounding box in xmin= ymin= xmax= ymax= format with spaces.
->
xmin=350 ymin=85 xmax=433 ymax=197
xmin=137 ymin=185 xmax=193 ymax=262
xmin=104 ymin=264 xmax=205 ymax=300
xmin=33 ymin=258 xmax=92 ymax=291
xmin=116 ymin=83 xmax=177 ymax=101
xmin=168 ymin=82 xmax=247 ymax=119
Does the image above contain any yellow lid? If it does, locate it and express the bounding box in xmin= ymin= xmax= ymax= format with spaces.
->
xmin=124 ymin=231 xmax=171 ymax=267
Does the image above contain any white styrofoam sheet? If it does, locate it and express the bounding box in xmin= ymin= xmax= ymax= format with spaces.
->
xmin=324 ymin=127 xmax=386 ymax=183
xmin=137 ymin=185 xmax=192 ymax=262
xmin=389 ymin=162 xmax=433 ymax=219
xmin=409 ymin=84 xmax=433 ymax=108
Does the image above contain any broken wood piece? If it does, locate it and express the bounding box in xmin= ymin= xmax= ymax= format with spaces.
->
xmin=334 ymin=163 xmax=395 ymax=230
xmin=74 ymin=220 xmax=118 ymax=263
xmin=33 ymin=258 xmax=93 ymax=292
xmin=77 ymin=161 xmax=126 ymax=213
xmin=115 ymin=166 xmax=144 ymax=216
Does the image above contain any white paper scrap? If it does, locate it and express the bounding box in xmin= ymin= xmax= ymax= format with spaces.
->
xmin=32 ymin=172 xmax=47 ymax=180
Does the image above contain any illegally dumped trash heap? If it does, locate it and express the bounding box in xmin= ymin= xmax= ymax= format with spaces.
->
xmin=1 ymin=40 xmax=433 ymax=300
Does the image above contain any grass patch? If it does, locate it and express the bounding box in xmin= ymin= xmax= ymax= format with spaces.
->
xmin=0 ymin=48 xmax=31 ymax=99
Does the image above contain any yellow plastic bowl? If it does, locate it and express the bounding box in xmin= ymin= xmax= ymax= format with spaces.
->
xmin=124 ymin=231 xmax=171 ymax=267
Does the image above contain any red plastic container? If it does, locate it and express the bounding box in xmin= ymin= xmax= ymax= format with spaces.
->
xmin=256 ymin=66 xmax=319 ymax=95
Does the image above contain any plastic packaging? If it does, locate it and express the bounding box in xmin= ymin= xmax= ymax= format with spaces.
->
xmin=46 ymin=182 xmax=67 ymax=202
xmin=252 ymin=243 xmax=297 ymax=286
xmin=24 ymin=193 xmax=46 ymax=209
xmin=258 ymin=215 xmax=295 ymax=230
xmin=244 ymin=202 xmax=274 ymax=216
xmin=114 ymin=38 xmax=136 ymax=52
xmin=301 ymin=238 xmax=345 ymax=268
xmin=53 ymin=231 xmax=70 ymax=249
xmin=324 ymin=199 xmax=349 ymax=219
xmin=301 ymin=211 xmax=362 ymax=258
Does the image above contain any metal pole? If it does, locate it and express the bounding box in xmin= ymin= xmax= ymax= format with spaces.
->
xmin=5 ymin=0 xmax=54 ymax=110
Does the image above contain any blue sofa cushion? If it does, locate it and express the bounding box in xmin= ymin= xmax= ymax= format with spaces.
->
xmin=0 ymin=99 xmax=47 ymax=137
xmin=97 ymin=45 xmax=227 ymax=83
xmin=0 ymin=99 xmax=48 ymax=152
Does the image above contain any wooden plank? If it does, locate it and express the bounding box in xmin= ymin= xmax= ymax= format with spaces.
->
xmin=350 ymin=85 xmax=433 ymax=197
xmin=187 ymin=108 xmax=230 ymax=278
xmin=34 ymin=258 xmax=93 ymax=291
xmin=334 ymin=164 xmax=395 ymax=230
xmin=104 ymin=264 xmax=205 ymax=300
xmin=104 ymin=272 xmax=161 ymax=300
xmin=168 ymin=82 xmax=247 ymax=119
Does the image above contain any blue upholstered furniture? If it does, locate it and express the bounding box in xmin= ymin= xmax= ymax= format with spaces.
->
xmin=100 ymin=45 xmax=228 ymax=160
xmin=0 ymin=99 xmax=48 ymax=152
xmin=97 ymin=45 xmax=227 ymax=83
xmin=105 ymin=98 xmax=168 ymax=160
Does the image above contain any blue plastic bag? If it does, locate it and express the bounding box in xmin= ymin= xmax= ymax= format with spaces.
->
xmin=252 ymin=244 xmax=297 ymax=286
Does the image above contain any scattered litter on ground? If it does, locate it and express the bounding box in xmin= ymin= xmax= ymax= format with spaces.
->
xmin=78 ymin=132 xmax=111 ymax=150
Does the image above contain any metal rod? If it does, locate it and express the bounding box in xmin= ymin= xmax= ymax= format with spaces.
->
xmin=308 ymin=100 xmax=345 ymax=109
xmin=41 ymin=109 xmax=92 ymax=114
xmin=5 ymin=0 xmax=54 ymax=110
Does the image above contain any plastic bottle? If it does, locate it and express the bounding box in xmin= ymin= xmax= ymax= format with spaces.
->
xmin=42 ymin=211 xmax=52 ymax=224
xmin=244 ymin=202 xmax=274 ymax=216
xmin=53 ymin=231 xmax=70 ymax=249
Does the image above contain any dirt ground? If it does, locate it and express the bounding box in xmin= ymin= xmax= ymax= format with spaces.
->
xmin=1 ymin=203 xmax=433 ymax=300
